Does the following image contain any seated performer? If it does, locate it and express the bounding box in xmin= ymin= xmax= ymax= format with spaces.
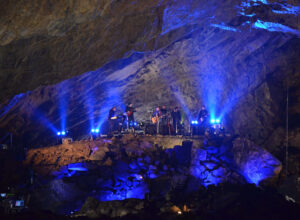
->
xmin=125 ymin=103 xmax=135 ymax=128
xmin=108 ymin=106 xmax=117 ymax=134
xmin=171 ymin=106 xmax=181 ymax=135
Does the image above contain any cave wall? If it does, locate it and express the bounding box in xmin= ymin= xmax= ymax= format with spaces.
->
xmin=0 ymin=0 xmax=300 ymax=154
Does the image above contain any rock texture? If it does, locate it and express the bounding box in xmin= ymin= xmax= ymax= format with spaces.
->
xmin=0 ymin=0 xmax=299 ymax=170
xmin=22 ymin=135 xmax=282 ymax=215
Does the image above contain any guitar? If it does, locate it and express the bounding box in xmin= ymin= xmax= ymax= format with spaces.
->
xmin=126 ymin=107 xmax=135 ymax=117
xmin=127 ymin=110 xmax=134 ymax=117
xmin=152 ymin=115 xmax=161 ymax=124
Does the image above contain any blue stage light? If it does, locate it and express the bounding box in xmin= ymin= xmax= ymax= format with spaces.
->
xmin=191 ymin=120 xmax=199 ymax=125
xmin=210 ymin=119 xmax=216 ymax=124
xmin=57 ymin=131 xmax=66 ymax=136
xmin=216 ymin=119 xmax=220 ymax=123
xmin=91 ymin=128 xmax=100 ymax=133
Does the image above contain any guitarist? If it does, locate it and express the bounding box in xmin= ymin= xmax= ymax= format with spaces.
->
xmin=152 ymin=107 xmax=162 ymax=134
xmin=125 ymin=103 xmax=135 ymax=128
xmin=152 ymin=107 xmax=162 ymax=123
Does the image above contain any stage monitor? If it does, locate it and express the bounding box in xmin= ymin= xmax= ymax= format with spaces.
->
xmin=0 ymin=193 xmax=6 ymax=198
xmin=15 ymin=200 xmax=24 ymax=207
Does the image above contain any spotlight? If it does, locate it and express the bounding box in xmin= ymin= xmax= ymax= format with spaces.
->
xmin=216 ymin=119 xmax=220 ymax=123
xmin=210 ymin=119 xmax=216 ymax=124
xmin=57 ymin=131 xmax=66 ymax=136
xmin=191 ymin=120 xmax=199 ymax=125
xmin=91 ymin=128 xmax=100 ymax=133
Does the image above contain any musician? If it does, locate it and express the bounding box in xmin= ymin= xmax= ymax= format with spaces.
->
xmin=152 ymin=107 xmax=161 ymax=119
xmin=160 ymin=105 xmax=169 ymax=135
xmin=108 ymin=106 xmax=117 ymax=134
xmin=198 ymin=105 xmax=208 ymax=124
xmin=171 ymin=106 xmax=181 ymax=135
xmin=125 ymin=103 xmax=135 ymax=128
xmin=152 ymin=107 xmax=162 ymax=134
xmin=197 ymin=105 xmax=209 ymax=135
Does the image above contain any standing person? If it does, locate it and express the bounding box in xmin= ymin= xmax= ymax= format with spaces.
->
xmin=108 ymin=107 xmax=117 ymax=135
xmin=171 ymin=106 xmax=181 ymax=135
xmin=152 ymin=107 xmax=162 ymax=134
xmin=160 ymin=105 xmax=169 ymax=135
xmin=198 ymin=105 xmax=208 ymax=124
xmin=125 ymin=103 xmax=135 ymax=129
xmin=198 ymin=105 xmax=209 ymax=135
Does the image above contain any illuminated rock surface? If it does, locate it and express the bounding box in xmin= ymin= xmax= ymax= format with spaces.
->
xmin=19 ymin=135 xmax=282 ymax=216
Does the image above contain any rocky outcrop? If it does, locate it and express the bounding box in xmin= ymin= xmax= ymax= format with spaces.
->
xmin=24 ymin=135 xmax=203 ymax=175
xmin=231 ymin=138 xmax=282 ymax=185
xmin=23 ymin=135 xmax=282 ymax=215
xmin=190 ymin=138 xmax=282 ymax=186
xmin=76 ymin=197 xmax=144 ymax=218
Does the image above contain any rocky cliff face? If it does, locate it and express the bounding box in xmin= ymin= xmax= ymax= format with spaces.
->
xmin=23 ymin=135 xmax=281 ymax=215
xmin=0 ymin=0 xmax=300 ymax=162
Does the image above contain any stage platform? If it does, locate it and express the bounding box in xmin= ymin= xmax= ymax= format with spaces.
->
xmin=25 ymin=134 xmax=205 ymax=175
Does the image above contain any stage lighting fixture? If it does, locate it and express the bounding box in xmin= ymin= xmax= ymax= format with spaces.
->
xmin=210 ymin=119 xmax=216 ymax=124
xmin=216 ymin=119 xmax=220 ymax=123
xmin=191 ymin=120 xmax=199 ymax=125
xmin=57 ymin=131 xmax=66 ymax=136
xmin=91 ymin=128 xmax=100 ymax=133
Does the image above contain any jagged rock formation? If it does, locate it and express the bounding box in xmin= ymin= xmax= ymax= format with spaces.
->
xmin=22 ymin=135 xmax=282 ymax=215
xmin=76 ymin=184 xmax=300 ymax=219
xmin=0 ymin=0 xmax=299 ymax=173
